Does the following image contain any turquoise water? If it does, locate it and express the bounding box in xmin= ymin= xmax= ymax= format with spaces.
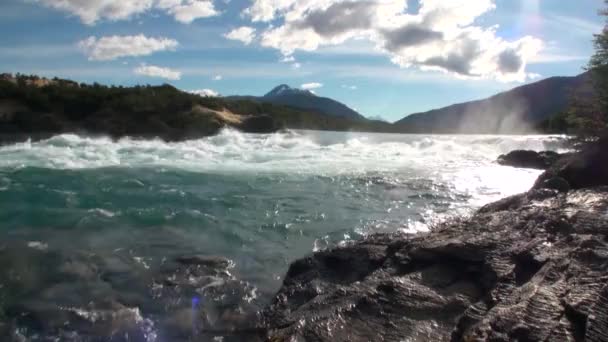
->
xmin=0 ymin=130 xmax=561 ymax=341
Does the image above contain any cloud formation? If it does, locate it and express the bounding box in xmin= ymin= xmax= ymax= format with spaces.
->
xmin=242 ymin=0 xmax=542 ymax=82
xmin=35 ymin=0 xmax=218 ymax=25
xmin=224 ymin=27 xmax=257 ymax=45
xmin=167 ymin=0 xmax=218 ymax=23
xmin=301 ymin=82 xmax=323 ymax=90
xmin=191 ymin=89 xmax=220 ymax=97
xmin=134 ymin=64 xmax=181 ymax=80
xmin=78 ymin=35 xmax=178 ymax=61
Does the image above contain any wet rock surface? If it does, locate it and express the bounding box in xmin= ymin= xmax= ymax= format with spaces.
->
xmin=497 ymin=150 xmax=563 ymax=170
xmin=263 ymin=186 xmax=608 ymax=341
xmin=0 ymin=242 xmax=265 ymax=341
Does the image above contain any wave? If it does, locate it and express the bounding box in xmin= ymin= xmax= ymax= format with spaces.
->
xmin=0 ymin=129 xmax=567 ymax=174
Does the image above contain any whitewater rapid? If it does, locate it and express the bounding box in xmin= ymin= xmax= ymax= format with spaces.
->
xmin=0 ymin=129 xmax=563 ymax=205
xmin=0 ymin=129 xmax=562 ymax=170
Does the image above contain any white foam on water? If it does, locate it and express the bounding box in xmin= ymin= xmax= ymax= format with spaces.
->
xmin=0 ymin=129 xmax=563 ymax=207
xmin=0 ymin=129 xmax=563 ymax=171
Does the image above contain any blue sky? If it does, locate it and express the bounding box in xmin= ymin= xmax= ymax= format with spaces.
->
xmin=0 ymin=0 xmax=604 ymax=122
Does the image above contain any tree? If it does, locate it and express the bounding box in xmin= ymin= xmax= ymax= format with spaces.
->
xmin=586 ymin=0 xmax=608 ymax=137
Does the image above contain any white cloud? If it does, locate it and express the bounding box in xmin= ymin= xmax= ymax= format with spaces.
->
xmin=35 ymin=0 xmax=218 ymax=25
xmin=242 ymin=0 xmax=293 ymax=22
xmin=224 ymin=26 xmax=257 ymax=45
xmin=157 ymin=0 xmax=182 ymax=8
xmin=301 ymin=82 xmax=323 ymax=90
xmin=244 ymin=0 xmax=542 ymax=82
xmin=134 ymin=64 xmax=181 ymax=80
xmin=279 ymin=55 xmax=300 ymax=69
xmin=213 ymin=75 xmax=223 ymax=80
xmin=280 ymin=55 xmax=296 ymax=63
xmin=341 ymin=84 xmax=357 ymax=90
xmin=169 ymin=0 xmax=219 ymax=23
xmin=35 ymin=0 xmax=153 ymax=25
xmin=78 ymin=34 xmax=178 ymax=61
xmin=191 ymin=88 xmax=220 ymax=97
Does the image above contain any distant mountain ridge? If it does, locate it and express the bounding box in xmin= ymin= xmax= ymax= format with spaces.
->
xmin=227 ymin=84 xmax=365 ymax=120
xmin=396 ymin=72 xmax=592 ymax=134
xmin=0 ymin=72 xmax=591 ymax=141
xmin=0 ymin=73 xmax=400 ymax=144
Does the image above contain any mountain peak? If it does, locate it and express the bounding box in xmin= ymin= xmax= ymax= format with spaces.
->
xmin=264 ymin=84 xmax=315 ymax=98
xmin=234 ymin=84 xmax=364 ymax=120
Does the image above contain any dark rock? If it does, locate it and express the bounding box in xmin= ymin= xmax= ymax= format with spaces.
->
xmin=175 ymin=255 xmax=233 ymax=270
xmin=156 ymin=255 xmax=264 ymax=341
xmin=0 ymin=238 xmax=265 ymax=341
xmin=541 ymin=177 xmax=571 ymax=192
xmin=534 ymin=136 xmax=608 ymax=189
xmin=497 ymin=150 xmax=562 ymax=170
xmin=0 ymin=322 xmax=8 ymax=340
xmin=238 ymin=114 xmax=280 ymax=134
xmin=263 ymin=187 xmax=608 ymax=341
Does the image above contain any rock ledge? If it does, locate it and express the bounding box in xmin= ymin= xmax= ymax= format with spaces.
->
xmin=263 ymin=185 xmax=608 ymax=341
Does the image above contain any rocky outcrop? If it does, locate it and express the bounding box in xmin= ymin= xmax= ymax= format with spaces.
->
xmin=534 ymin=136 xmax=608 ymax=190
xmin=263 ymin=186 xmax=608 ymax=341
xmin=497 ymin=150 xmax=563 ymax=170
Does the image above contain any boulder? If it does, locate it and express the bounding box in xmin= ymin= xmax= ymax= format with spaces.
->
xmin=175 ymin=255 xmax=233 ymax=270
xmin=263 ymin=186 xmax=608 ymax=341
xmin=534 ymin=136 xmax=608 ymax=189
xmin=497 ymin=150 xmax=562 ymax=170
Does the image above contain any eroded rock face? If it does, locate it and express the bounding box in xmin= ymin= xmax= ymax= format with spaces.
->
xmin=535 ymin=137 xmax=608 ymax=190
xmin=497 ymin=150 xmax=562 ymax=170
xmin=263 ymin=187 xmax=608 ymax=341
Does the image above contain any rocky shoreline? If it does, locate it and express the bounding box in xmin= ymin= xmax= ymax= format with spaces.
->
xmin=262 ymin=139 xmax=608 ymax=341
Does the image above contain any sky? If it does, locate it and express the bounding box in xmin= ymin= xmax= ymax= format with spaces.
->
xmin=0 ymin=0 xmax=605 ymax=122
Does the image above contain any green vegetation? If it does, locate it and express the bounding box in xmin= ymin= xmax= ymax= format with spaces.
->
xmin=586 ymin=1 xmax=608 ymax=137
xmin=549 ymin=1 xmax=608 ymax=138
xmin=0 ymin=75 xmax=227 ymax=140
xmin=0 ymin=74 xmax=394 ymax=142
xmin=536 ymin=86 xmax=599 ymax=135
